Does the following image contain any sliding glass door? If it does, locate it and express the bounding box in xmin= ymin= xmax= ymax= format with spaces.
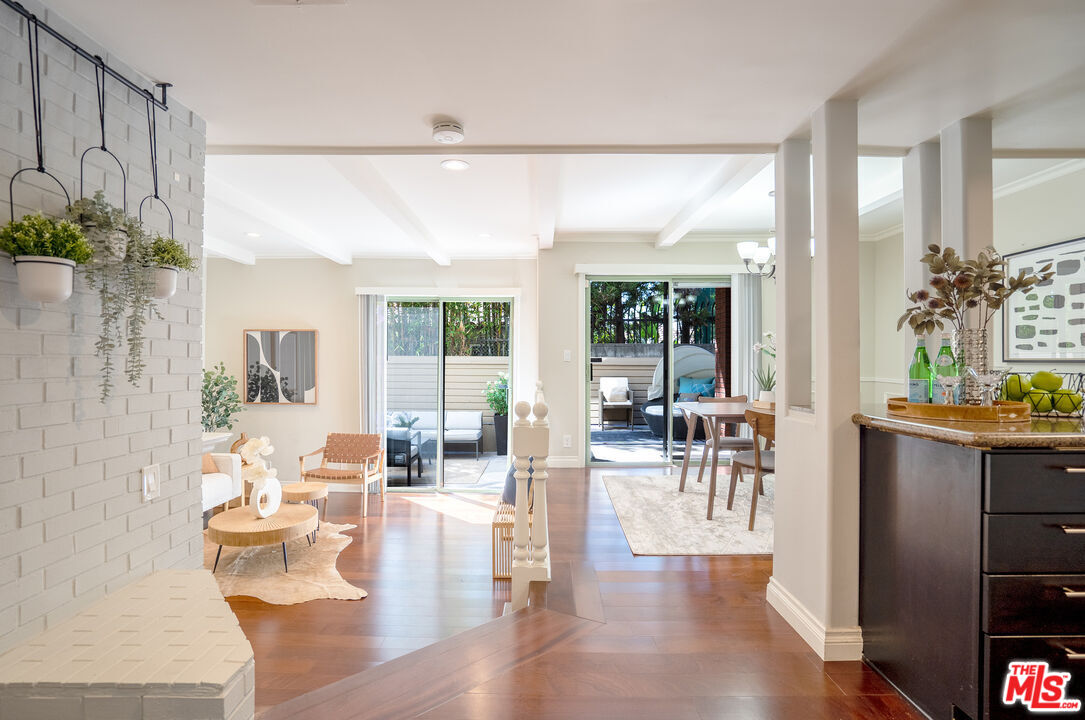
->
xmin=586 ymin=277 xmax=729 ymax=466
xmin=384 ymin=297 xmax=512 ymax=491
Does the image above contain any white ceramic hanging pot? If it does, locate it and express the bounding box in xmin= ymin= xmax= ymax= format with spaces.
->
xmin=13 ymin=256 xmax=76 ymax=303
xmin=152 ymin=266 xmax=178 ymax=300
xmin=250 ymin=477 xmax=282 ymax=519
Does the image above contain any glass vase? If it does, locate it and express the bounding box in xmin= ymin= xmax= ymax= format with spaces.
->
xmin=953 ymin=328 xmax=989 ymax=405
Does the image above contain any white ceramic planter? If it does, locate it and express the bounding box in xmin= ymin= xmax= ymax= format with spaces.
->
xmin=13 ymin=256 xmax=76 ymax=303
xmin=758 ymin=390 xmax=776 ymax=404
xmin=152 ymin=266 xmax=178 ymax=300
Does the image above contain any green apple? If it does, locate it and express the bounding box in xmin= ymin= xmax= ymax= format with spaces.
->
xmin=1051 ymin=389 xmax=1083 ymax=414
xmin=1003 ymin=374 xmax=1031 ymax=401
xmin=1027 ymin=389 xmax=1054 ymax=413
xmin=1031 ymin=370 xmax=1064 ymax=392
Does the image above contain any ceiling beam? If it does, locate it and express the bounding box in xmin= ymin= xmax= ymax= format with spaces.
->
xmin=655 ymin=155 xmax=772 ymax=248
xmin=529 ymin=156 xmax=560 ymax=250
xmin=203 ymin=235 xmax=256 ymax=265
xmin=205 ymin=172 xmax=352 ymax=265
xmin=324 ymin=157 xmax=451 ymax=266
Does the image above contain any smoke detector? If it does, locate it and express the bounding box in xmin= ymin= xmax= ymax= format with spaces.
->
xmin=432 ymin=121 xmax=465 ymax=144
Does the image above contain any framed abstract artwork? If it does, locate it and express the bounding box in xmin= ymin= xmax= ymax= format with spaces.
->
xmin=1003 ymin=237 xmax=1085 ymax=362
xmin=244 ymin=329 xmax=319 ymax=404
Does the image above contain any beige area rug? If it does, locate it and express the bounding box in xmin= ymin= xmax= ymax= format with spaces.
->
xmin=602 ymin=473 xmax=774 ymax=556
xmin=203 ymin=522 xmax=367 ymax=604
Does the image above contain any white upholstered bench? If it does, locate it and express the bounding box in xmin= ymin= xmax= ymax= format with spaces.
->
xmin=0 ymin=570 xmax=254 ymax=720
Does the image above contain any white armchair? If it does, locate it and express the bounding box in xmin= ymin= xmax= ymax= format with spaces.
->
xmin=201 ymin=453 xmax=243 ymax=513
xmin=598 ymin=376 xmax=633 ymax=430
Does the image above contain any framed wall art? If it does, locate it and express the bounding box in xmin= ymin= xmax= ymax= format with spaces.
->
xmin=1003 ymin=237 xmax=1085 ymax=362
xmin=244 ymin=329 xmax=319 ymax=404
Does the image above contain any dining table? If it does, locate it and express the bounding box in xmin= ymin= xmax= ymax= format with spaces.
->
xmin=674 ymin=400 xmax=758 ymax=519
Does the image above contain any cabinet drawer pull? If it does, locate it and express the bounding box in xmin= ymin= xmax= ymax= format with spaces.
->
xmin=1065 ymin=467 xmax=1085 ymax=474
xmin=1061 ymin=525 xmax=1085 ymax=534
xmin=1063 ymin=587 xmax=1085 ymax=598
xmin=1066 ymin=647 xmax=1085 ymax=661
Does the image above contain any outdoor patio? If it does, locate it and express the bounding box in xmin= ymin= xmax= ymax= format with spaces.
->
xmin=590 ymin=428 xmax=715 ymax=465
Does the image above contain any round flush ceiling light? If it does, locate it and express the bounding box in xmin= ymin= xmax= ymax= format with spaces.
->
xmin=441 ymin=159 xmax=470 ymax=171
xmin=432 ymin=121 xmax=465 ymax=144
xmin=245 ymin=232 xmax=262 ymax=238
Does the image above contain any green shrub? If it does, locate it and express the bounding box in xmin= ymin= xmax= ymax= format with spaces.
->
xmin=150 ymin=235 xmax=198 ymax=272
xmin=0 ymin=212 xmax=92 ymax=263
xmin=202 ymin=362 xmax=243 ymax=431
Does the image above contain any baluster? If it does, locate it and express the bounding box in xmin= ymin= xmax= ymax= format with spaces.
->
xmin=530 ymin=395 xmax=549 ymax=566
xmin=511 ymin=400 xmax=532 ymax=566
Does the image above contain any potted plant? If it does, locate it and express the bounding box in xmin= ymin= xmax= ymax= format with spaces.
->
xmin=753 ymin=332 xmax=776 ymax=403
xmin=202 ymin=362 xmax=244 ymax=431
xmin=897 ymin=244 xmax=1053 ymax=402
xmin=67 ymin=192 xmax=155 ymax=399
xmin=0 ymin=212 xmax=92 ymax=302
xmin=485 ymin=372 xmax=510 ymax=456
xmin=148 ymin=234 xmax=198 ymax=300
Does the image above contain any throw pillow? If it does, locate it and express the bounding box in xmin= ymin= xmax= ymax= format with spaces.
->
xmin=500 ymin=459 xmax=533 ymax=508
xmin=677 ymin=392 xmax=701 ymax=402
xmin=201 ymin=453 xmax=218 ymax=474
xmin=678 ymin=376 xmax=715 ymax=396
xmin=605 ymin=388 xmax=629 ymax=402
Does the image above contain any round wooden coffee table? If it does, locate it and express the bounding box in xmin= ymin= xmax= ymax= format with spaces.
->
xmin=207 ymin=503 xmax=318 ymax=573
xmin=282 ymin=481 xmax=328 ymax=517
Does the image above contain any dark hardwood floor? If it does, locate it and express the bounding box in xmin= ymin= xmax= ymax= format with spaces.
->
xmin=231 ymin=468 xmax=924 ymax=719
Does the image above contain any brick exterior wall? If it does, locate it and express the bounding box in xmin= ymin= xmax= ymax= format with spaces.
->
xmin=0 ymin=1 xmax=206 ymax=653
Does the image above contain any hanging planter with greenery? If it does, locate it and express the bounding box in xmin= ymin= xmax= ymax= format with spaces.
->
xmin=0 ymin=212 xmax=92 ymax=303
xmin=148 ymin=234 xmax=198 ymax=300
xmin=67 ymin=191 xmax=157 ymax=400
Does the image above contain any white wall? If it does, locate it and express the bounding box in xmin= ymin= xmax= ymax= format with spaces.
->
xmin=0 ymin=2 xmax=205 ymax=652
xmin=204 ymin=258 xmax=537 ymax=483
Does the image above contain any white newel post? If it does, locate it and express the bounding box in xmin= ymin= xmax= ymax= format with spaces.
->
xmin=510 ymin=382 xmax=551 ymax=611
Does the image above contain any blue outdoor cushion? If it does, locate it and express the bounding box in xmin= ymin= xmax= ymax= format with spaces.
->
xmin=501 ymin=459 xmax=533 ymax=507
xmin=678 ymin=376 xmax=715 ymax=396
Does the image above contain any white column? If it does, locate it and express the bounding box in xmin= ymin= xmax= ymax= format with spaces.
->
xmin=775 ymin=138 xmax=812 ymax=411
xmin=941 ymin=117 xmax=992 ymax=261
xmin=903 ymin=142 xmax=940 ymax=296
xmin=769 ymin=99 xmax=863 ymax=661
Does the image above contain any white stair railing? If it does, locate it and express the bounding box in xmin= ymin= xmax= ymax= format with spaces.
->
xmin=510 ymin=382 xmax=550 ymax=611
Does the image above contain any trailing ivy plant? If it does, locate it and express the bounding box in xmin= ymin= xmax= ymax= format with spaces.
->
xmin=66 ymin=191 xmax=157 ymax=400
xmin=149 ymin=234 xmax=198 ymax=272
xmin=0 ymin=212 xmax=92 ymax=262
xmin=202 ymin=362 xmax=244 ymax=431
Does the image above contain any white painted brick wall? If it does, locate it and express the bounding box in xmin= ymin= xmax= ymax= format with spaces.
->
xmin=0 ymin=0 xmax=206 ymax=654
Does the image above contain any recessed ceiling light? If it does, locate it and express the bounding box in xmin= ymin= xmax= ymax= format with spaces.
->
xmin=478 ymin=233 xmax=492 ymax=239
xmin=767 ymin=190 xmax=776 ymax=197
xmin=441 ymin=159 xmax=470 ymax=171
xmin=245 ymin=232 xmax=262 ymax=238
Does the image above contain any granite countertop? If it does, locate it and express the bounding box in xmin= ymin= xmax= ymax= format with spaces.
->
xmin=853 ymin=404 xmax=1085 ymax=449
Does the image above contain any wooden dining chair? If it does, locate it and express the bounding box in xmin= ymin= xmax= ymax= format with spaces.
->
xmin=694 ymin=395 xmax=754 ymax=485
xmin=299 ymin=433 xmax=385 ymax=518
xmin=728 ymin=408 xmax=775 ymax=531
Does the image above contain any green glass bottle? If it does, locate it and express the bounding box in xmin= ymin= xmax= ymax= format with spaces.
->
xmin=932 ymin=332 xmax=960 ymax=405
xmin=908 ymin=337 xmax=932 ymax=403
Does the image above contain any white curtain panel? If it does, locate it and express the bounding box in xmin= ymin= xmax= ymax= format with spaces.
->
xmin=729 ymin=274 xmax=763 ymax=400
xmin=359 ymin=294 xmax=387 ymax=436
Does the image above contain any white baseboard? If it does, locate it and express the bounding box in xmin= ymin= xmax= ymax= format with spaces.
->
xmin=766 ymin=577 xmax=863 ymax=661
xmin=547 ymin=455 xmax=583 ymax=468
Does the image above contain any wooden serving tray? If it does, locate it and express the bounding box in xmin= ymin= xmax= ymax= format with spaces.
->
xmin=886 ymin=397 xmax=1032 ymax=423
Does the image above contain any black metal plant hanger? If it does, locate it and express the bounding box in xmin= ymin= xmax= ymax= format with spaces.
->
xmin=79 ymin=58 xmax=127 ymax=212
xmin=8 ymin=14 xmax=70 ymax=223
xmin=137 ymin=95 xmax=174 ymax=238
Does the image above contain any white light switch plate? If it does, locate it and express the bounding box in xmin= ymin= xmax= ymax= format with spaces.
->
xmin=142 ymin=464 xmax=161 ymax=501
xmin=563 ymin=350 xmax=572 ymax=362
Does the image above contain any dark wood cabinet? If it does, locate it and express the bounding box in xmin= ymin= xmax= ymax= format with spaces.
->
xmin=860 ymin=427 xmax=1085 ymax=720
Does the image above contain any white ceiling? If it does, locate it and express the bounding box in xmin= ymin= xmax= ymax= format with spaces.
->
xmin=203 ymin=154 xmax=1083 ymax=261
xmin=34 ymin=0 xmax=1085 ymax=261
xmin=40 ymin=0 xmax=1085 ymax=150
